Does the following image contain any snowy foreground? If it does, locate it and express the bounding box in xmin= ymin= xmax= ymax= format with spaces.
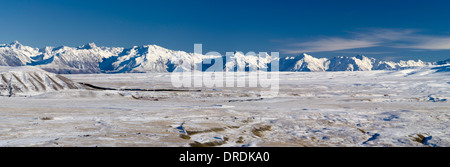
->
xmin=0 ymin=66 xmax=449 ymax=147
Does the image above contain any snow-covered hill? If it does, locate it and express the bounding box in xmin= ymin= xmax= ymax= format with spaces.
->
xmin=0 ymin=41 xmax=446 ymax=73
xmin=0 ymin=66 xmax=82 ymax=96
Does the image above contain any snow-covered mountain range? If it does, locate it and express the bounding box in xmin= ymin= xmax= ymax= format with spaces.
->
xmin=0 ymin=41 xmax=446 ymax=74
xmin=279 ymin=53 xmax=435 ymax=72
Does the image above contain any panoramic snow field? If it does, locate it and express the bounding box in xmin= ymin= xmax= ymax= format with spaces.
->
xmin=0 ymin=66 xmax=449 ymax=147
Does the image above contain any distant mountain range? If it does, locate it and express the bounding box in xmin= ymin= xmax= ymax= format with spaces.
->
xmin=0 ymin=41 xmax=448 ymax=74
xmin=279 ymin=53 xmax=439 ymax=72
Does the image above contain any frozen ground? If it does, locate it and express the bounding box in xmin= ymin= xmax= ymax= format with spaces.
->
xmin=0 ymin=66 xmax=449 ymax=147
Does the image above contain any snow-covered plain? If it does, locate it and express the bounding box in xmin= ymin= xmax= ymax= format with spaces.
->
xmin=0 ymin=66 xmax=449 ymax=147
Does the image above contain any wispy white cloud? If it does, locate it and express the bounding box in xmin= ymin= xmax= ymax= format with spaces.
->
xmin=334 ymin=51 xmax=394 ymax=55
xmin=288 ymin=38 xmax=379 ymax=53
xmin=350 ymin=28 xmax=418 ymax=41
xmin=277 ymin=28 xmax=450 ymax=54
xmin=394 ymin=37 xmax=450 ymax=50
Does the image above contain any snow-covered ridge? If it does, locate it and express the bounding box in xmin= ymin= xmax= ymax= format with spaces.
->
xmin=0 ymin=66 xmax=82 ymax=96
xmin=280 ymin=53 xmax=437 ymax=72
xmin=0 ymin=41 xmax=447 ymax=73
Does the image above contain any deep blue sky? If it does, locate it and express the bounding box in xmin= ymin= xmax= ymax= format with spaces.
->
xmin=1 ymin=0 xmax=450 ymax=61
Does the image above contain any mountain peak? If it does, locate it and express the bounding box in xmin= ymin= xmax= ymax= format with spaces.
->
xmin=8 ymin=40 xmax=23 ymax=48
xmin=78 ymin=42 xmax=97 ymax=50
xmin=300 ymin=53 xmax=312 ymax=58
xmin=355 ymin=54 xmax=366 ymax=60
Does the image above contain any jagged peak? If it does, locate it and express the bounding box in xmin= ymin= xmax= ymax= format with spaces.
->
xmin=10 ymin=40 xmax=21 ymax=45
xmin=295 ymin=53 xmax=313 ymax=59
xmin=301 ymin=53 xmax=312 ymax=57
xmin=355 ymin=54 xmax=366 ymax=60
xmin=77 ymin=42 xmax=97 ymax=50
xmin=8 ymin=40 xmax=23 ymax=48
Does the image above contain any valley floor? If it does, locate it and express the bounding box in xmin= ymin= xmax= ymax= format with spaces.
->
xmin=0 ymin=68 xmax=449 ymax=147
